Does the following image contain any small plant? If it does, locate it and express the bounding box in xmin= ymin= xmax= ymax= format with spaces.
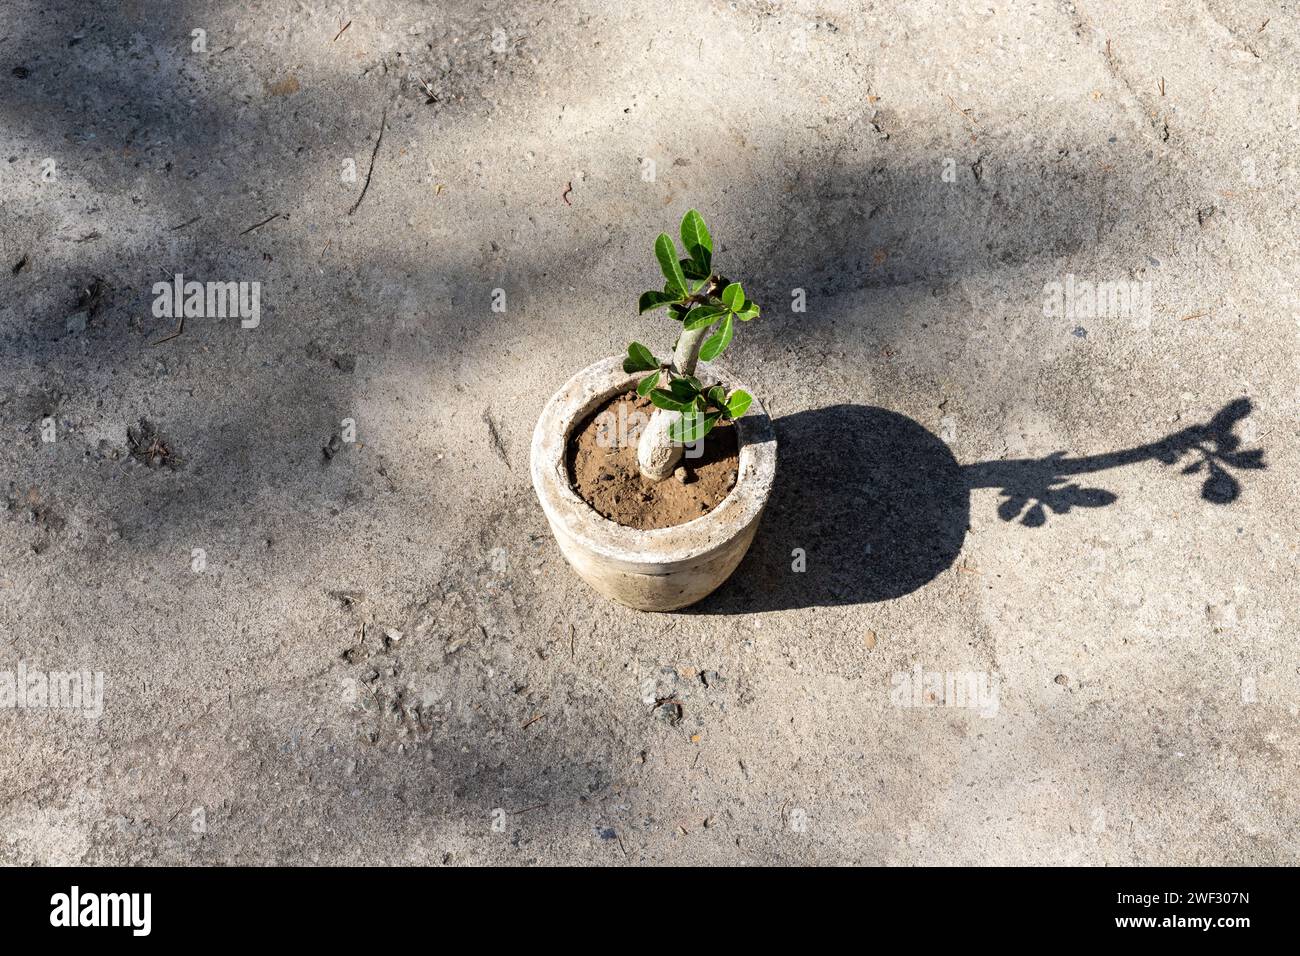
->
xmin=621 ymin=209 xmax=761 ymax=480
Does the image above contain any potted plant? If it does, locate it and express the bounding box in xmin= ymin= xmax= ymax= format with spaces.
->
xmin=530 ymin=210 xmax=777 ymax=611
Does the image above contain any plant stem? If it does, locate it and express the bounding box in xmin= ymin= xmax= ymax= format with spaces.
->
xmin=672 ymin=324 xmax=711 ymax=377
xmin=637 ymin=314 xmax=719 ymax=482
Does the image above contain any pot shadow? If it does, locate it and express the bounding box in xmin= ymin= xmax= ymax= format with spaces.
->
xmin=695 ymin=398 xmax=1265 ymax=613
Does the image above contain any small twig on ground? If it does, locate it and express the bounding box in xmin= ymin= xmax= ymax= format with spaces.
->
xmin=1180 ymin=310 xmax=1211 ymax=321
xmin=521 ymin=713 xmax=546 ymax=729
xmin=239 ymin=212 xmax=282 ymax=236
xmin=482 ymin=410 xmax=510 ymax=468
xmin=562 ymin=181 xmax=573 ymax=205
xmin=152 ymin=316 xmax=184 ymax=345
xmin=333 ymin=20 xmax=352 ymax=42
xmin=945 ymin=94 xmax=979 ymax=128
xmin=170 ymin=215 xmax=201 ymax=231
xmin=348 ymin=106 xmax=388 ymax=216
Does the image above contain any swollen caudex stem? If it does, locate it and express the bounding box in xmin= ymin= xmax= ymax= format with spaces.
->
xmin=637 ymin=324 xmax=711 ymax=481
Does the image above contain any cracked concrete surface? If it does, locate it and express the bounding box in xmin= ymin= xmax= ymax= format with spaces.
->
xmin=1 ymin=0 xmax=1297 ymax=864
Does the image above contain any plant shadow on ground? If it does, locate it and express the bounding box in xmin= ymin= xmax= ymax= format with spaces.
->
xmin=696 ymin=397 xmax=1265 ymax=613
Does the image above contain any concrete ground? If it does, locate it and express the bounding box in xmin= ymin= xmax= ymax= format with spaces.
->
xmin=1 ymin=0 xmax=1297 ymax=865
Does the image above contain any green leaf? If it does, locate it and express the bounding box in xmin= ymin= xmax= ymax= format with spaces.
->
xmin=669 ymin=410 xmax=720 ymax=444
xmin=721 ymin=282 xmax=744 ymax=312
xmin=655 ymin=233 xmax=687 ymax=296
xmin=698 ymin=313 xmax=734 ymax=362
xmin=680 ymin=258 xmax=710 ymax=282
xmin=637 ymin=370 xmax=660 ymax=397
xmin=667 ymin=303 xmax=688 ymax=322
xmin=682 ymin=304 xmax=724 ymax=331
xmin=649 ymin=389 xmax=690 ymax=412
xmin=622 ymin=342 xmax=657 ymax=373
xmin=735 ymin=299 xmax=760 ymax=321
xmin=724 ymin=389 xmax=753 ymax=419
xmin=668 ymin=377 xmax=699 ymax=402
xmin=630 ymin=341 xmax=656 ymax=368
xmin=706 ymin=385 xmax=727 ymax=409
xmin=680 ymin=210 xmax=712 ymax=275
xmin=638 ymin=290 xmax=679 ymax=314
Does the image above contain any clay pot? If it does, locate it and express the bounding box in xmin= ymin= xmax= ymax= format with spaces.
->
xmin=530 ymin=356 xmax=777 ymax=612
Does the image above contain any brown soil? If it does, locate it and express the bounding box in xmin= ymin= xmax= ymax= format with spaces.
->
xmin=567 ymin=390 xmax=740 ymax=530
